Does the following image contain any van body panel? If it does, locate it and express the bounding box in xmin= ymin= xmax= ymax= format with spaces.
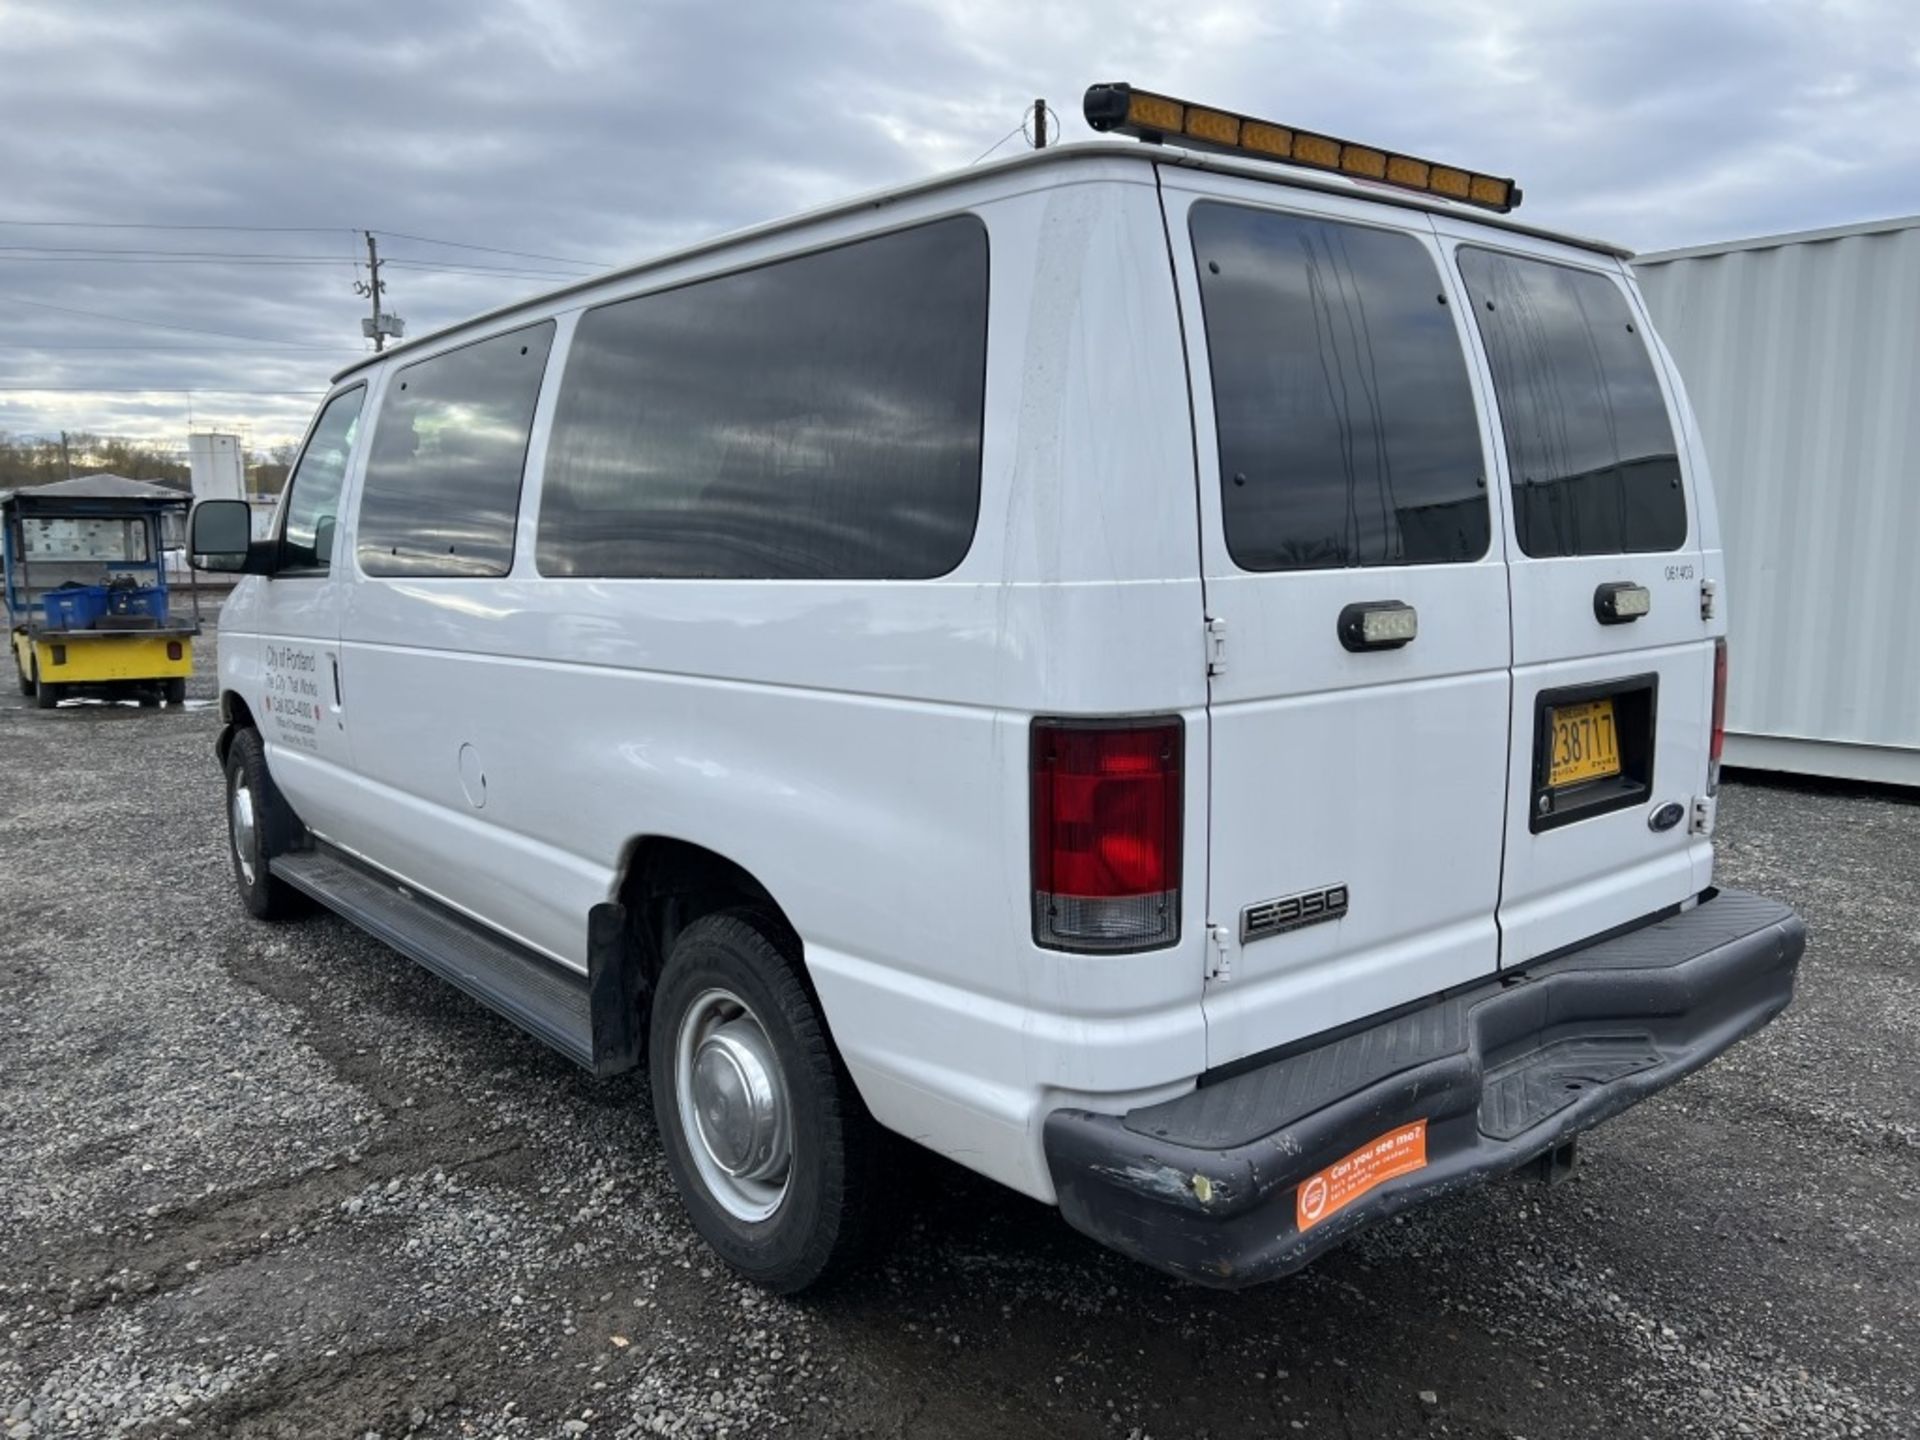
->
xmin=1158 ymin=167 xmax=1515 ymax=1070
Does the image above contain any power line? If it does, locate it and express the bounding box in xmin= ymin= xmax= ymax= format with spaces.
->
xmin=0 ymin=219 xmax=351 ymax=234
xmin=381 ymin=259 xmax=582 ymax=281
xmin=0 ymin=385 xmax=327 ymax=394
xmin=0 ymin=218 xmax=607 ymax=269
xmin=970 ymin=121 xmax=1027 ymax=166
xmin=0 ymin=256 xmax=355 ymax=266
xmin=14 ymin=343 xmax=355 ymax=352
xmin=0 ymin=244 xmax=355 ymax=258
xmin=0 ymin=294 xmax=336 ymax=349
xmin=0 ymin=247 xmax=583 ymax=279
xmin=371 ymin=229 xmax=602 ymax=268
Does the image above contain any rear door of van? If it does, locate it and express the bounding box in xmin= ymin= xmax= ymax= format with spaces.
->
xmin=1434 ymin=224 xmax=1714 ymax=965
xmin=1158 ymin=169 xmax=1516 ymax=1068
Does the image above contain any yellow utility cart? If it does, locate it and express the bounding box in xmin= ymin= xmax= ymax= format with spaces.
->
xmin=5 ymin=475 xmax=203 ymax=709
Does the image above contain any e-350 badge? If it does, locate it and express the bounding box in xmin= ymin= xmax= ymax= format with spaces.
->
xmin=1241 ymin=883 xmax=1349 ymax=943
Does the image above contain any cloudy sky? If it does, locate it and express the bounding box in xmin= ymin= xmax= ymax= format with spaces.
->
xmin=2 ymin=0 xmax=1915 ymax=451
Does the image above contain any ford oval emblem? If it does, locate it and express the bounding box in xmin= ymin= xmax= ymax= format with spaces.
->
xmin=1648 ymin=801 xmax=1685 ymax=833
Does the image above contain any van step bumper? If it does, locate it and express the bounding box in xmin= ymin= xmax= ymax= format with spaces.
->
xmin=1042 ymin=889 xmax=1804 ymax=1289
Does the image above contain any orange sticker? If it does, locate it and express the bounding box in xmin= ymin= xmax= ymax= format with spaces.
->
xmin=1294 ymin=1119 xmax=1429 ymax=1232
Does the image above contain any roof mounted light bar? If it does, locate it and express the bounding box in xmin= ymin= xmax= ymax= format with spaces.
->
xmin=1083 ymin=82 xmax=1522 ymax=213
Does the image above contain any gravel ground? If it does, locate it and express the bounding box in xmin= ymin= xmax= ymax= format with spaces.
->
xmin=2 ymin=612 xmax=1915 ymax=1439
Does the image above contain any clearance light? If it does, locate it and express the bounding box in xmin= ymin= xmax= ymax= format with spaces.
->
xmin=1082 ymin=83 xmax=1522 ymax=213
xmin=1338 ymin=600 xmax=1419 ymax=652
xmin=1708 ymin=638 xmax=1728 ymax=796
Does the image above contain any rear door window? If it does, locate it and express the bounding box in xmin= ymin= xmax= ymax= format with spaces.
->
xmin=357 ymin=321 xmax=555 ymax=578
xmin=1455 ymin=248 xmax=1686 ymax=557
xmin=1191 ymin=202 xmax=1490 ymax=571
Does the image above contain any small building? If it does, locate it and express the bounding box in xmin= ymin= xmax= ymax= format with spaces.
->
xmin=188 ymin=432 xmax=246 ymax=504
xmin=1637 ymin=215 xmax=1920 ymax=787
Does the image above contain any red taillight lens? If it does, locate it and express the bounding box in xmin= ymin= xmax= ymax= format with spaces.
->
xmin=166 ymin=641 xmax=183 ymax=661
xmin=1708 ymin=638 xmax=1728 ymax=795
xmin=1031 ymin=718 xmax=1182 ymax=952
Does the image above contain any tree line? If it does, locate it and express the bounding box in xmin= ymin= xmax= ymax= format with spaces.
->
xmin=0 ymin=432 xmax=296 ymax=494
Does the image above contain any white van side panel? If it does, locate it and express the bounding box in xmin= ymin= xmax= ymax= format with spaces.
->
xmin=322 ymin=165 xmax=1207 ymax=1201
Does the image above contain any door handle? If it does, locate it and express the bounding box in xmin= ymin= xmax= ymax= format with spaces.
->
xmin=330 ymin=655 xmax=343 ymax=706
xmin=1338 ymin=600 xmax=1418 ymax=652
xmin=1594 ymin=582 xmax=1651 ymax=625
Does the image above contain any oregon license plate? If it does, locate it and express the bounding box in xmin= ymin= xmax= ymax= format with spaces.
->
xmin=1548 ymin=697 xmax=1621 ymax=787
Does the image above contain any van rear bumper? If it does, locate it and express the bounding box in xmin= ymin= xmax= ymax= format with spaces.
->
xmin=1042 ymin=889 xmax=1804 ymax=1288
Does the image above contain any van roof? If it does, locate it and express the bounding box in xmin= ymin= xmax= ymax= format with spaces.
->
xmin=331 ymin=139 xmax=1630 ymax=386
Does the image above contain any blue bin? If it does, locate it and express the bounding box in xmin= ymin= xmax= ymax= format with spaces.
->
xmin=106 ymin=585 xmax=168 ymax=623
xmin=41 ymin=586 xmax=109 ymax=630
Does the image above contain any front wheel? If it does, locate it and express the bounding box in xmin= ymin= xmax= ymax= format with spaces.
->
xmin=649 ymin=910 xmax=879 ymax=1293
xmin=225 ymin=727 xmax=305 ymax=919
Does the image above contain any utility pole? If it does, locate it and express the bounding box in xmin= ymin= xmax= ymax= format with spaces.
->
xmin=59 ymin=429 xmax=72 ymax=479
xmin=364 ymin=230 xmax=384 ymax=351
xmin=356 ymin=231 xmax=404 ymax=350
xmin=1033 ymin=97 xmax=1049 ymax=149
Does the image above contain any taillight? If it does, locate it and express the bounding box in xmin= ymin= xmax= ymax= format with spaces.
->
xmin=1708 ymin=638 xmax=1728 ymax=795
xmin=1031 ymin=717 xmax=1182 ymax=952
xmin=166 ymin=641 xmax=183 ymax=661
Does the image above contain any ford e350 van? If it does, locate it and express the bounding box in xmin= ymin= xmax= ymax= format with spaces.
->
xmin=190 ymin=85 xmax=1806 ymax=1293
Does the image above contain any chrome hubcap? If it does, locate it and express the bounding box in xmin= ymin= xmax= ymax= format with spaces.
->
xmin=675 ymin=988 xmax=791 ymax=1221
xmin=230 ymin=773 xmax=258 ymax=886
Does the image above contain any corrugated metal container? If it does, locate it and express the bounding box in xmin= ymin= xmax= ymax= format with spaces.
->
xmin=1637 ymin=215 xmax=1920 ymax=786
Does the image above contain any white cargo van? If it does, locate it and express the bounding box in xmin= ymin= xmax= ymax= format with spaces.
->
xmin=191 ymin=85 xmax=1805 ymax=1292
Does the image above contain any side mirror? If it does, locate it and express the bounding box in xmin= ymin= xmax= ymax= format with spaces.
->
xmin=189 ymin=499 xmax=274 ymax=575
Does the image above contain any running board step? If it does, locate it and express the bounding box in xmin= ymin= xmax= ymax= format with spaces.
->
xmin=271 ymin=846 xmax=634 ymax=1075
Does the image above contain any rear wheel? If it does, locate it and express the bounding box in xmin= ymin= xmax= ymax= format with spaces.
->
xmin=164 ymin=677 xmax=187 ymax=706
xmin=32 ymin=661 xmax=58 ymax=709
xmin=649 ymin=910 xmax=879 ymax=1293
xmin=225 ymin=727 xmax=305 ymax=919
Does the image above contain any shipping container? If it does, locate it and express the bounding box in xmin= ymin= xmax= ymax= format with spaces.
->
xmin=1637 ymin=215 xmax=1920 ymax=786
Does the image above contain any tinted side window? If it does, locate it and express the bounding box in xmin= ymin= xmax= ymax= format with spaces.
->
xmin=281 ymin=386 xmax=365 ymax=571
xmin=1191 ymin=203 xmax=1489 ymax=571
xmin=357 ymin=321 xmax=555 ymax=577
xmin=1456 ymin=248 xmax=1686 ymax=557
xmin=537 ymin=216 xmax=988 ymax=580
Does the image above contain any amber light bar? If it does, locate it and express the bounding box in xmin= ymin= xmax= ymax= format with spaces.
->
xmin=1082 ymin=82 xmax=1522 ymax=213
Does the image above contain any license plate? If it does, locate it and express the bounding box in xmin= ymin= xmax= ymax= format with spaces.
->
xmin=1548 ymin=697 xmax=1621 ymax=787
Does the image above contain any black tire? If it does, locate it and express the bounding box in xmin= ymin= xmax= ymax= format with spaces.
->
xmin=164 ymin=677 xmax=187 ymax=706
xmin=14 ymin=657 xmax=31 ymax=696
xmin=137 ymin=691 xmax=160 ymax=708
xmin=33 ymin=662 xmax=58 ymax=709
xmin=224 ymin=727 xmax=305 ymax=920
xmin=649 ymin=909 xmax=879 ymax=1294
